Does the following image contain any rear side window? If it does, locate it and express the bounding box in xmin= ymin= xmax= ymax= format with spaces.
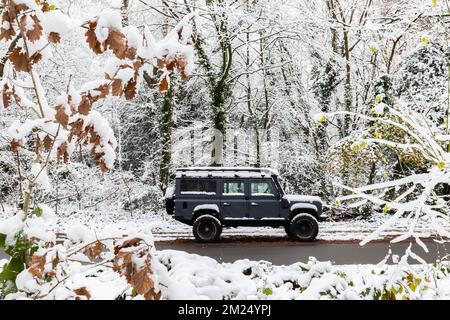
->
xmin=180 ymin=179 xmax=217 ymax=195
xmin=223 ymin=180 xmax=245 ymax=196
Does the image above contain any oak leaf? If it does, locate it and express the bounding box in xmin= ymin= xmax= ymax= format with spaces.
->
xmin=74 ymin=287 xmax=91 ymax=300
xmin=20 ymin=15 xmax=43 ymax=43
xmin=55 ymin=105 xmax=69 ymax=128
xmin=94 ymin=83 xmax=110 ymax=100
xmin=43 ymin=135 xmax=53 ymax=151
xmin=0 ymin=12 xmax=15 ymax=41
xmin=159 ymin=76 xmax=169 ymax=93
xmin=86 ymin=240 xmax=105 ymax=260
xmin=85 ymin=21 xmax=103 ymax=55
xmin=111 ymin=79 xmax=122 ymax=96
xmin=124 ymin=79 xmax=136 ymax=100
xmin=78 ymin=96 xmax=91 ymax=115
xmin=48 ymin=32 xmax=61 ymax=43
xmin=28 ymin=254 xmax=47 ymax=278
xmin=57 ymin=142 xmax=68 ymax=163
xmin=9 ymin=47 xmax=31 ymax=72
xmin=105 ymin=30 xmax=127 ymax=59
xmin=10 ymin=139 xmax=21 ymax=151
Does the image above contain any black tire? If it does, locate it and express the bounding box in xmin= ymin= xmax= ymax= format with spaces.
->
xmin=288 ymin=213 xmax=319 ymax=241
xmin=193 ymin=214 xmax=222 ymax=243
xmin=284 ymin=224 xmax=290 ymax=237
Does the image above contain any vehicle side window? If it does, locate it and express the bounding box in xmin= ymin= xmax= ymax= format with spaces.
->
xmin=223 ymin=180 xmax=245 ymax=196
xmin=251 ymin=180 xmax=277 ymax=197
xmin=180 ymin=179 xmax=216 ymax=195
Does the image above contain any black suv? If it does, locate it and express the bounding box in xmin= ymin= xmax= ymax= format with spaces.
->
xmin=165 ymin=167 xmax=326 ymax=242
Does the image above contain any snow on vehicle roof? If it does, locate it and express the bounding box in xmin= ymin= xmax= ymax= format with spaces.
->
xmin=175 ymin=167 xmax=279 ymax=178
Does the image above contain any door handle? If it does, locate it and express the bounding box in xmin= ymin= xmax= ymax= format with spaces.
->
xmin=250 ymin=202 xmax=259 ymax=206
xmin=223 ymin=203 xmax=231 ymax=206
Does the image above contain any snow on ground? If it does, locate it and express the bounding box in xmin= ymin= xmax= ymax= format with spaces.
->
xmin=0 ymin=205 xmax=448 ymax=242
xmin=3 ymin=248 xmax=450 ymax=300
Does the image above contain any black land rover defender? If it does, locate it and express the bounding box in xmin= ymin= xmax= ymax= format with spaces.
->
xmin=165 ymin=167 xmax=326 ymax=242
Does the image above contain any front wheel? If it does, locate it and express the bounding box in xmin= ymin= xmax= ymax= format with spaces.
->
xmin=193 ymin=215 xmax=222 ymax=243
xmin=288 ymin=213 xmax=319 ymax=242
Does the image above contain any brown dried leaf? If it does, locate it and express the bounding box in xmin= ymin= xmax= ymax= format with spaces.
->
xmin=9 ymin=47 xmax=30 ymax=72
xmin=29 ymin=254 xmax=47 ymax=278
xmin=165 ymin=59 xmax=175 ymax=72
xmin=111 ymin=79 xmax=122 ymax=96
xmin=41 ymin=2 xmax=50 ymax=12
xmin=176 ymin=56 xmax=188 ymax=70
xmin=125 ymin=47 xmax=137 ymax=60
xmin=55 ymin=105 xmax=69 ymax=128
xmin=78 ymin=96 xmax=91 ymax=115
xmin=43 ymin=135 xmax=53 ymax=151
xmin=131 ymin=267 xmax=154 ymax=296
xmin=86 ymin=240 xmax=105 ymax=260
xmin=10 ymin=139 xmax=21 ymax=151
xmin=99 ymin=161 xmax=108 ymax=172
xmin=115 ymin=237 xmax=142 ymax=252
xmin=21 ymin=15 xmax=43 ymax=43
xmin=94 ymin=84 xmax=110 ymax=100
xmin=13 ymin=3 xmax=29 ymax=13
xmin=155 ymin=58 xmax=165 ymax=70
xmin=124 ymin=79 xmax=136 ymax=100
xmin=85 ymin=21 xmax=103 ymax=55
xmin=35 ymin=136 xmax=41 ymax=154
xmin=0 ymin=12 xmax=15 ymax=41
xmin=159 ymin=76 xmax=169 ymax=93
xmin=57 ymin=142 xmax=69 ymax=163
xmin=74 ymin=287 xmax=91 ymax=300
xmin=30 ymin=52 xmax=42 ymax=64
xmin=105 ymin=30 xmax=127 ymax=59
xmin=48 ymin=32 xmax=61 ymax=44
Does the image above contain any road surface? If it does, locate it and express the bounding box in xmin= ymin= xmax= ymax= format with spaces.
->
xmin=1 ymin=239 xmax=448 ymax=265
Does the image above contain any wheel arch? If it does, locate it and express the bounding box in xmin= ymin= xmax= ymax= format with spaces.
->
xmin=193 ymin=208 xmax=223 ymax=222
xmin=289 ymin=203 xmax=319 ymax=220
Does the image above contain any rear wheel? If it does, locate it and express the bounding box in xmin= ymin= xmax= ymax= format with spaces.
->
xmin=193 ymin=215 xmax=222 ymax=243
xmin=288 ymin=213 xmax=318 ymax=242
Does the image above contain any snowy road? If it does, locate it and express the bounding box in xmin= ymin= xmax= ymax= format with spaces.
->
xmin=1 ymin=239 xmax=448 ymax=265
xmin=155 ymin=239 xmax=450 ymax=265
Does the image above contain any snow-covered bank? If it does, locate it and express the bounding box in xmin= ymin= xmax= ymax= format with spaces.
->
xmin=2 ymin=249 xmax=450 ymax=300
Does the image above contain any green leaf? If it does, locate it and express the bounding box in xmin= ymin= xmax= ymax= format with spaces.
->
xmin=0 ymin=233 xmax=6 ymax=248
xmin=32 ymin=207 xmax=43 ymax=217
xmin=262 ymin=288 xmax=273 ymax=296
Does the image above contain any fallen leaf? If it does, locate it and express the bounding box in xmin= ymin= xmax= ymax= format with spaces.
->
xmin=86 ymin=240 xmax=105 ymax=260
xmin=29 ymin=254 xmax=47 ymax=278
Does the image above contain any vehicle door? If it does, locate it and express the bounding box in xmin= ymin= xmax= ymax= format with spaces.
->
xmin=220 ymin=179 xmax=249 ymax=218
xmin=248 ymin=179 xmax=280 ymax=219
